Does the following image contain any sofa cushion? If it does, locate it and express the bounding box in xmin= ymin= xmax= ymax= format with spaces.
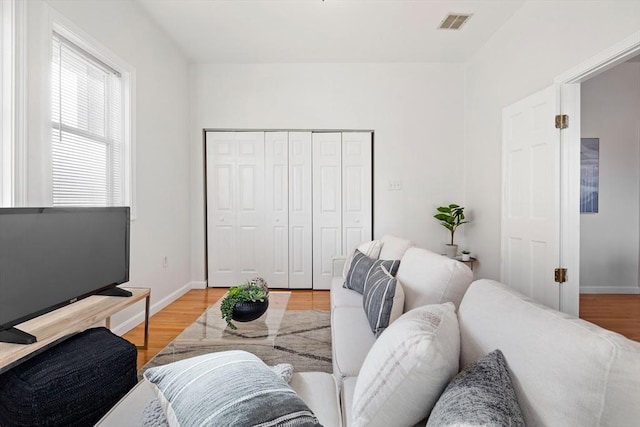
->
xmin=332 ymin=306 xmax=376 ymax=379
xmin=427 ymin=349 xmax=525 ymax=427
xmin=379 ymin=234 xmax=412 ymax=260
xmin=331 ymin=276 xmax=363 ymax=309
xmin=362 ymin=265 xmax=404 ymax=336
xmin=342 ymin=240 xmax=383 ymax=278
xmin=458 ymin=279 xmax=640 ymax=427
xmin=344 ymin=250 xmax=400 ymax=294
xmin=143 ymin=350 xmax=321 ymax=426
xmin=396 ymin=247 xmax=473 ymax=311
xmin=351 ymin=303 xmax=460 ymax=427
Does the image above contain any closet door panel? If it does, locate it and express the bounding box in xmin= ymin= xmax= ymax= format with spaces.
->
xmin=265 ymin=132 xmax=289 ymax=288
xmin=235 ymin=132 xmax=266 ymax=283
xmin=206 ymin=132 xmax=238 ymax=286
xmin=313 ymin=132 xmax=342 ymax=289
xmin=288 ymin=132 xmax=312 ymax=288
xmin=342 ymin=132 xmax=373 ymax=254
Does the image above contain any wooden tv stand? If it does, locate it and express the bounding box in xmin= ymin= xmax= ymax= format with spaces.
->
xmin=0 ymin=287 xmax=150 ymax=375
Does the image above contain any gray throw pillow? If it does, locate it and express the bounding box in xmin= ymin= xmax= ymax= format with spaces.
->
xmin=141 ymin=362 xmax=296 ymax=427
xmin=362 ymin=265 xmax=404 ymax=337
xmin=344 ymin=249 xmax=400 ymax=294
xmin=143 ymin=350 xmax=320 ymax=427
xmin=427 ymin=349 xmax=525 ymax=427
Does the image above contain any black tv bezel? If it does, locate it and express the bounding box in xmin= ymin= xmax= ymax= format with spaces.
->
xmin=0 ymin=206 xmax=130 ymax=332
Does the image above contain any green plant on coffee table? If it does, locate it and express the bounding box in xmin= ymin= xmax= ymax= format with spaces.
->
xmin=220 ymin=280 xmax=269 ymax=330
xmin=461 ymin=250 xmax=471 ymax=255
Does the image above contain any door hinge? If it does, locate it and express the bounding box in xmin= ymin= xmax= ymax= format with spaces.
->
xmin=555 ymin=114 xmax=569 ymax=129
xmin=554 ymin=268 xmax=567 ymax=284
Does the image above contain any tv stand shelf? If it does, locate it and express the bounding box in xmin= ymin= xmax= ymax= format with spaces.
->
xmin=0 ymin=287 xmax=150 ymax=375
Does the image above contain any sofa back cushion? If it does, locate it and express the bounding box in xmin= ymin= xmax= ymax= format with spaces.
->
xmin=458 ymin=279 xmax=640 ymax=427
xmin=396 ymin=247 xmax=473 ymax=312
xmin=379 ymin=234 xmax=412 ymax=260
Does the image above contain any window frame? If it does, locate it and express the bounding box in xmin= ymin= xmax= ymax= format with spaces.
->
xmin=49 ymin=17 xmax=135 ymax=216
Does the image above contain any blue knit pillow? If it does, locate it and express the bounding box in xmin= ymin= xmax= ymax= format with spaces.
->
xmin=344 ymin=250 xmax=400 ymax=294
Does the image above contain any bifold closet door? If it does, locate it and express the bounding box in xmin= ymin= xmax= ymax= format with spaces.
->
xmin=312 ymin=132 xmax=373 ymax=289
xmin=342 ymin=132 xmax=373 ymax=255
xmin=288 ymin=132 xmax=313 ymax=288
xmin=312 ymin=133 xmax=343 ymax=289
xmin=206 ymin=131 xmax=265 ymax=287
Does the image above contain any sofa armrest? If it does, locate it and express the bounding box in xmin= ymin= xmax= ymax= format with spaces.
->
xmin=332 ymin=256 xmax=346 ymax=278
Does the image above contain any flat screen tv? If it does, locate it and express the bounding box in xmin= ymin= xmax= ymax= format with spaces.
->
xmin=0 ymin=207 xmax=130 ymax=344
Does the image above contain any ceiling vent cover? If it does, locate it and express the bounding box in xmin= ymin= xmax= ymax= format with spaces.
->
xmin=438 ymin=13 xmax=472 ymax=30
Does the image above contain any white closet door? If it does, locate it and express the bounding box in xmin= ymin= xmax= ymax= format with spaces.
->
xmin=207 ymin=132 xmax=238 ymax=286
xmin=312 ymin=132 xmax=343 ymax=290
xmin=288 ymin=132 xmax=312 ymax=289
xmin=342 ymin=132 xmax=373 ymax=254
xmin=265 ymin=132 xmax=289 ymax=288
xmin=206 ymin=131 xmax=265 ymax=287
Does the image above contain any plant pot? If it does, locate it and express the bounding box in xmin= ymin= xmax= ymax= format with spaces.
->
xmin=444 ymin=244 xmax=458 ymax=258
xmin=232 ymin=299 xmax=269 ymax=322
xmin=461 ymin=253 xmax=471 ymax=261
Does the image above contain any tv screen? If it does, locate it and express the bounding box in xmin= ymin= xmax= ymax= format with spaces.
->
xmin=0 ymin=207 xmax=130 ymax=343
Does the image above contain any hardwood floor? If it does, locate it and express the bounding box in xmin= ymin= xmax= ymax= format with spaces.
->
xmin=123 ymin=289 xmax=638 ymax=369
xmin=579 ymin=294 xmax=640 ymax=342
xmin=123 ymin=289 xmax=330 ymax=369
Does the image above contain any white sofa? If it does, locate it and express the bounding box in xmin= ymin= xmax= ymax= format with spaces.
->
xmin=99 ymin=236 xmax=640 ymax=427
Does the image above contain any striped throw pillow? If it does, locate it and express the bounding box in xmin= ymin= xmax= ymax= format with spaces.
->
xmin=143 ymin=350 xmax=321 ymax=427
xmin=344 ymin=250 xmax=400 ymax=294
xmin=363 ymin=265 xmax=405 ymax=337
xmin=342 ymin=240 xmax=384 ymax=278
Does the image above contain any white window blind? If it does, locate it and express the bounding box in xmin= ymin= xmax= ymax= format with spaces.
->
xmin=51 ymin=32 xmax=124 ymax=206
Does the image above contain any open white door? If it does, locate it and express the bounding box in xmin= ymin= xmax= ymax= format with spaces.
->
xmin=502 ymin=85 xmax=562 ymax=310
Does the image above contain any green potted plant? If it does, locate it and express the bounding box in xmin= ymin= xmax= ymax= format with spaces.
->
xmin=220 ymin=277 xmax=269 ymax=330
xmin=461 ymin=250 xmax=471 ymax=261
xmin=434 ymin=203 xmax=469 ymax=258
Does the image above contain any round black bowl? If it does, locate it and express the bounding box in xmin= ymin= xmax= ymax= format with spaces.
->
xmin=232 ymin=299 xmax=269 ymax=322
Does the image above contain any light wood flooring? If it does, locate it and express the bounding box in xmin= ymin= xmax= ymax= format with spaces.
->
xmin=123 ymin=289 xmax=638 ymax=369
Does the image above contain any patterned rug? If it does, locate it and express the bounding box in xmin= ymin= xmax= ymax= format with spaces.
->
xmin=139 ymin=309 xmax=332 ymax=379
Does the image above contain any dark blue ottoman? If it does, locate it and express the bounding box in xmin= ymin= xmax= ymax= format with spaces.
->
xmin=0 ymin=327 xmax=137 ymax=427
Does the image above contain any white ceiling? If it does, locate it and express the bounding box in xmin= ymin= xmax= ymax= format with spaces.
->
xmin=136 ymin=0 xmax=525 ymax=64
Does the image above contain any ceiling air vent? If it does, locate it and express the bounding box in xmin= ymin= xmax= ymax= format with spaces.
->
xmin=438 ymin=13 xmax=472 ymax=30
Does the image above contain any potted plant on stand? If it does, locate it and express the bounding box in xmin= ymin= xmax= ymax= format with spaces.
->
xmin=434 ymin=203 xmax=469 ymax=258
xmin=461 ymin=250 xmax=471 ymax=261
xmin=220 ymin=277 xmax=269 ymax=330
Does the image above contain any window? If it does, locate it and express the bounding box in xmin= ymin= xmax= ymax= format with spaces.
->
xmin=51 ymin=32 xmax=125 ymax=206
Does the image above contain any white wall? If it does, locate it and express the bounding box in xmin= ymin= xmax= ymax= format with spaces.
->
xmin=24 ymin=0 xmax=192 ymax=332
xmin=190 ymin=63 xmax=466 ymax=284
xmin=580 ymin=61 xmax=640 ymax=293
xmin=464 ymin=0 xmax=640 ymax=279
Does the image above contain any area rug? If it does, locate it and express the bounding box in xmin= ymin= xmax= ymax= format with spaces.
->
xmin=139 ymin=309 xmax=332 ymax=379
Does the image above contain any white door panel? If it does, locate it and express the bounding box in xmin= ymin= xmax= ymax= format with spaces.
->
xmin=288 ymin=132 xmax=312 ymax=289
xmin=342 ymin=132 xmax=372 ymax=254
xmin=207 ymin=131 xmax=265 ymax=287
xmin=502 ymin=86 xmax=560 ymax=310
xmin=265 ymin=132 xmax=289 ymax=288
xmin=313 ymin=133 xmax=342 ymax=289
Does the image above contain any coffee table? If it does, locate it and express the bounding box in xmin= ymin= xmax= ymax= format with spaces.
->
xmin=172 ymin=291 xmax=291 ymax=348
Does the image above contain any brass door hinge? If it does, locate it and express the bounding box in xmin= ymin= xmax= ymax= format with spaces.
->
xmin=554 ymin=268 xmax=567 ymax=284
xmin=555 ymin=114 xmax=569 ymax=129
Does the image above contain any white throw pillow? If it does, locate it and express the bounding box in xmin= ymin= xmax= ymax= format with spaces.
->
xmin=378 ymin=235 xmax=412 ymax=260
xmin=342 ymin=240 xmax=383 ymax=278
xmin=351 ymin=303 xmax=460 ymax=427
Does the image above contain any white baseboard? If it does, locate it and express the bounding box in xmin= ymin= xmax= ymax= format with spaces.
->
xmin=190 ymin=281 xmax=208 ymax=289
xmin=580 ymin=286 xmax=640 ymax=294
xmin=111 ymin=282 xmax=193 ymax=336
